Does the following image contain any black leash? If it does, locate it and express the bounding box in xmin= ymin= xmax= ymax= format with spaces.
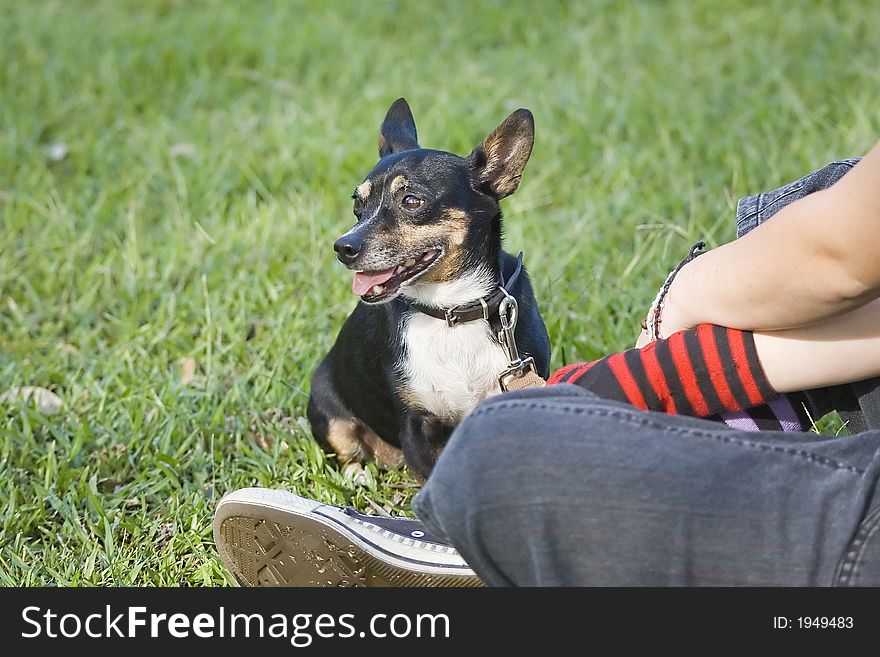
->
xmin=406 ymin=252 xmax=525 ymax=327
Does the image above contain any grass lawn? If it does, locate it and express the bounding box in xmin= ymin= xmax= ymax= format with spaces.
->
xmin=2 ymin=0 xmax=878 ymax=585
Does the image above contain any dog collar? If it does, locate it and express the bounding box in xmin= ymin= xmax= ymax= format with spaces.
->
xmin=406 ymin=252 xmax=525 ymax=327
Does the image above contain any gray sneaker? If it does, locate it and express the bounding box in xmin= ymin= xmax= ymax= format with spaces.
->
xmin=213 ymin=487 xmax=483 ymax=587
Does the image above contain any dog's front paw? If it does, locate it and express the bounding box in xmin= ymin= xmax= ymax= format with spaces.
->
xmin=342 ymin=462 xmax=369 ymax=486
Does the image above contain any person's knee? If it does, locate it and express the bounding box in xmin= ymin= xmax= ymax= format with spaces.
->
xmin=416 ymin=384 xmax=680 ymax=529
xmin=414 ymin=396 xmax=540 ymax=542
xmin=414 ymin=387 xmax=608 ymax=542
xmin=424 ymin=384 xmax=611 ymax=501
xmin=415 ymin=404 xmax=509 ymax=523
xmin=414 ymin=394 xmax=639 ymax=584
xmin=434 ymin=392 xmax=555 ymax=482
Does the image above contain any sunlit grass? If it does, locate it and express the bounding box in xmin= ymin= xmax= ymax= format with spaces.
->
xmin=1 ymin=0 xmax=877 ymax=585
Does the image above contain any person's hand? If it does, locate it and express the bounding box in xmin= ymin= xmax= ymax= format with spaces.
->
xmin=634 ymin=284 xmax=693 ymax=348
xmin=652 ymin=281 xmax=691 ymax=337
xmin=635 ymin=241 xmax=705 ymax=349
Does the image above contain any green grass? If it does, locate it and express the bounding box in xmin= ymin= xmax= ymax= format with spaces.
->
xmin=1 ymin=0 xmax=878 ymax=585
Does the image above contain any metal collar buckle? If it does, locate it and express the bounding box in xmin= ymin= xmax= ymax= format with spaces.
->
xmin=443 ymin=296 xmax=490 ymax=327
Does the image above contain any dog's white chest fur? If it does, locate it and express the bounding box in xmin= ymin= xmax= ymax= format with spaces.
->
xmin=399 ymin=312 xmax=509 ymax=424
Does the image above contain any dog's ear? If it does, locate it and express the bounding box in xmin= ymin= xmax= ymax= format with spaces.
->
xmin=378 ymin=98 xmax=419 ymax=158
xmin=469 ymin=109 xmax=534 ymax=199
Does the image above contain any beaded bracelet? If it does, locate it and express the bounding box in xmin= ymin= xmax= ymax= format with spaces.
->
xmin=641 ymin=241 xmax=706 ymax=341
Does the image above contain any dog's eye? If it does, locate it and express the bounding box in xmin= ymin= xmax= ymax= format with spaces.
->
xmin=352 ymin=196 xmax=364 ymax=218
xmin=401 ymin=195 xmax=423 ymax=212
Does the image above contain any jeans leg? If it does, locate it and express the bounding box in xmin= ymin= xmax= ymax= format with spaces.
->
xmin=839 ymin=502 xmax=880 ymax=586
xmin=413 ymin=385 xmax=880 ymax=586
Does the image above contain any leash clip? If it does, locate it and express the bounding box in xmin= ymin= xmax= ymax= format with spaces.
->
xmin=497 ymin=290 xmax=520 ymax=362
xmin=497 ymin=290 xmax=538 ymax=391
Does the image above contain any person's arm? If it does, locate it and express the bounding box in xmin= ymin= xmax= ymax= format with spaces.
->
xmin=558 ymin=306 xmax=880 ymax=414
xmin=753 ymin=298 xmax=880 ymax=393
xmin=659 ymin=140 xmax=880 ymax=335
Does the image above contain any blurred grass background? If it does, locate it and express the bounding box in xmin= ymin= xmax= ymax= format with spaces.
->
xmin=1 ymin=0 xmax=878 ymax=584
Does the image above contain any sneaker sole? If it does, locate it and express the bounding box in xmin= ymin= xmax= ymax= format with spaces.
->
xmin=213 ymin=488 xmax=483 ymax=587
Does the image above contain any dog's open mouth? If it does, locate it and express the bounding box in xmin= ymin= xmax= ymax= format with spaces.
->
xmin=353 ymin=249 xmax=441 ymax=303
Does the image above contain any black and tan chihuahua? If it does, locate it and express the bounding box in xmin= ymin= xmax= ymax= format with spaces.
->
xmin=307 ymin=99 xmax=550 ymax=480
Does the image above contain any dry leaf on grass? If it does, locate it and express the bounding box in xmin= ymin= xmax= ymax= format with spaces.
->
xmin=46 ymin=142 xmax=69 ymax=161
xmin=179 ymin=357 xmax=196 ymax=385
xmin=168 ymin=143 xmax=197 ymax=158
xmin=1 ymin=386 xmax=63 ymax=415
xmin=252 ymin=433 xmax=273 ymax=451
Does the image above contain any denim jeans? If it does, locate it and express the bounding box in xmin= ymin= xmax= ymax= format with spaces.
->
xmin=413 ymin=160 xmax=880 ymax=586
xmin=734 ymin=158 xmax=860 ymax=238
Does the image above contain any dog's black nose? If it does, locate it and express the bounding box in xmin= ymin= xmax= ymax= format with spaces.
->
xmin=334 ymin=235 xmax=362 ymax=264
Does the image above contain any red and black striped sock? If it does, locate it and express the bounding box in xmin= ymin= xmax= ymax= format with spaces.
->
xmin=547 ymin=325 xmax=813 ymax=432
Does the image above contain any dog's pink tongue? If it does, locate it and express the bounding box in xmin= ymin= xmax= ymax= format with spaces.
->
xmin=352 ymin=267 xmax=396 ymax=296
